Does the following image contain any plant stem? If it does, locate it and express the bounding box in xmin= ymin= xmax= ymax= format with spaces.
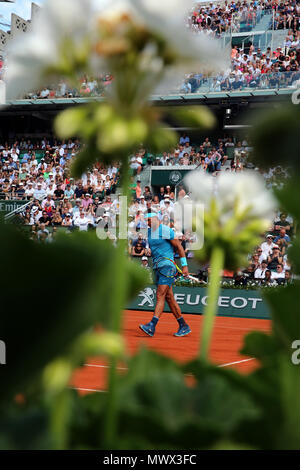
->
xmin=200 ymin=246 xmax=224 ymax=361
xmin=104 ymin=155 xmax=130 ymax=448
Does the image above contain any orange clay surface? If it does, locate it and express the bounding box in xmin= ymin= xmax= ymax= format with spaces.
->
xmin=71 ymin=310 xmax=271 ymax=395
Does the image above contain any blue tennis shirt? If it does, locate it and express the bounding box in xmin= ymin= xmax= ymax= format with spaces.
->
xmin=148 ymin=224 xmax=175 ymax=264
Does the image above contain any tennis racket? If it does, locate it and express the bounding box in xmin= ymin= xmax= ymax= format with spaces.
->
xmin=154 ymin=257 xmax=201 ymax=283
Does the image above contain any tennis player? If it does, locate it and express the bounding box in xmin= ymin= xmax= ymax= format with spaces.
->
xmin=139 ymin=213 xmax=192 ymax=337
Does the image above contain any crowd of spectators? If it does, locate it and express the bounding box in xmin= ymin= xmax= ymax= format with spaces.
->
xmin=127 ymin=188 xmax=294 ymax=287
xmin=181 ymin=35 xmax=300 ymax=93
xmin=188 ymin=0 xmax=268 ymax=36
xmin=22 ymin=74 xmax=114 ymax=100
xmin=234 ymin=212 xmax=294 ymax=286
xmin=0 ymin=132 xmax=293 ymax=286
xmin=0 ymin=137 xmax=121 ymax=241
xmin=188 ymin=1 xmax=300 ymax=37
xmin=146 ymin=134 xmax=250 ymax=173
xmin=1 ymin=1 xmax=299 ymax=99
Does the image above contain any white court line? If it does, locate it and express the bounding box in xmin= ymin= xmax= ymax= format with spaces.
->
xmin=71 ymin=387 xmax=105 ymax=393
xmin=84 ymin=357 xmax=255 ymax=371
xmin=72 ymin=358 xmax=255 ymax=393
xmin=84 ymin=363 xmax=127 ymax=370
xmin=218 ymin=358 xmax=255 ymax=368
xmin=72 ymin=357 xmax=256 ymax=394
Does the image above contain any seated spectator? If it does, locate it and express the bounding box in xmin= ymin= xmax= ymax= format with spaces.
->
xmin=82 ymin=193 xmax=93 ymax=210
xmin=38 ymin=210 xmax=52 ymax=227
xmin=260 ymin=270 xmax=277 ymax=286
xmin=51 ymin=210 xmax=63 ymax=226
xmin=130 ymin=153 xmax=143 ymax=175
xmin=254 ymin=260 xmax=268 ymax=279
xmin=132 ymin=233 xmax=147 ymax=249
xmin=261 ymin=234 xmax=276 ymax=258
xmin=267 ymin=246 xmax=283 ymax=270
xmin=34 ymin=183 xmax=46 ymax=201
xmin=131 ymin=241 xmax=146 ymax=257
xmin=273 ymin=213 xmax=293 ymax=236
xmin=62 ymin=213 xmax=73 ymax=227
xmin=135 ymin=180 xmax=142 ymax=201
xmin=271 ymin=264 xmax=286 ymax=283
xmin=37 ymin=223 xmax=49 ymax=240
xmin=141 ymin=256 xmax=149 ymax=268
xmin=256 ymin=247 xmax=268 ymax=264
xmin=234 ymin=271 xmax=248 ymax=286
xmin=54 ymin=184 xmax=64 ymax=200
xmin=274 ymin=228 xmax=291 ymax=247
xmin=74 ymin=211 xmax=90 ymax=231
xmin=143 ymin=185 xmax=152 ymax=201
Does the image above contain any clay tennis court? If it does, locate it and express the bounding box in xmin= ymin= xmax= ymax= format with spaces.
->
xmin=71 ymin=310 xmax=271 ymax=394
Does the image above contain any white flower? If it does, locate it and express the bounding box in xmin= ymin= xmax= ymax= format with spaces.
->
xmin=131 ymin=0 xmax=229 ymax=71
xmin=6 ymin=0 xmax=229 ymax=100
xmin=185 ymin=171 xmax=276 ymax=225
xmin=96 ymin=0 xmax=229 ymax=70
xmin=5 ymin=0 xmax=95 ymax=99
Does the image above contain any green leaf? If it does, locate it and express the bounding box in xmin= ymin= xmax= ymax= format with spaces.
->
xmin=71 ymin=141 xmax=105 ymax=178
xmin=145 ymin=125 xmax=177 ymax=153
xmin=54 ymin=106 xmax=90 ymax=139
xmin=274 ymin=181 xmax=300 ymax=224
xmin=114 ymin=351 xmax=259 ymax=449
xmin=241 ymin=331 xmax=279 ymax=365
xmin=0 ymin=226 xmax=145 ymax=402
xmin=0 ymin=403 xmax=50 ymax=450
xmin=264 ymin=285 xmax=300 ymax=349
xmin=251 ymin=104 xmax=300 ymax=171
xmin=171 ymin=106 xmax=216 ymax=129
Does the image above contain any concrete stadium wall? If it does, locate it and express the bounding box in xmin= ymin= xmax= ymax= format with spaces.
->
xmin=0 ymin=2 xmax=40 ymax=54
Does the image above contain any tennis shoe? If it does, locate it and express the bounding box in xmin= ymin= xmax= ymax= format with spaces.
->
xmin=139 ymin=322 xmax=156 ymax=337
xmin=174 ymin=324 xmax=191 ymax=337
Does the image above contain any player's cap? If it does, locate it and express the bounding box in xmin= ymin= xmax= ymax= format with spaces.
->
xmin=266 ymin=234 xmax=273 ymax=238
xmin=142 ymin=256 xmax=148 ymax=261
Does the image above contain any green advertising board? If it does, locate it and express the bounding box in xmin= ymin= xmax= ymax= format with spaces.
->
xmin=0 ymin=200 xmax=28 ymax=216
xmin=151 ymin=166 xmax=196 ymax=188
xmin=127 ymin=285 xmax=271 ymax=320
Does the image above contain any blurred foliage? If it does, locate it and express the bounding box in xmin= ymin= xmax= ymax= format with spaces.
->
xmin=54 ymin=104 xmax=215 ymax=178
xmin=0 ymin=224 xmax=147 ymax=402
xmin=193 ymin=200 xmax=267 ymax=270
xmin=2 ymin=67 xmax=300 ymax=451
xmin=250 ymin=103 xmax=300 ymax=171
